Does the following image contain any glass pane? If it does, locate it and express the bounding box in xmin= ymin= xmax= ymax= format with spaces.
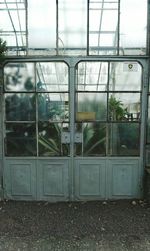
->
xmin=36 ymin=62 xmax=68 ymax=92
xmin=5 ymin=123 xmax=36 ymax=156
xmin=77 ymin=62 xmax=108 ymax=91
xmin=76 ymin=93 xmax=107 ymax=121
xmin=75 ymin=122 xmax=106 ymax=156
xmin=108 ymin=123 xmax=140 ymax=156
xmin=38 ymin=93 xmax=69 ymax=122
xmin=38 ymin=122 xmax=69 ymax=156
xmin=147 ymin=96 xmax=150 ymax=143
xmin=4 ymin=63 xmax=35 ymax=91
xmin=145 ymin=145 xmax=150 ymax=167
xmin=108 ymin=93 xmax=140 ymax=121
xmin=89 ymin=1 xmax=118 ymax=55
xmin=109 ymin=62 xmax=142 ymax=91
xmin=58 ymin=0 xmax=87 ymax=55
xmin=0 ymin=2 xmax=26 ymax=55
xmin=120 ymin=0 xmax=147 ymax=55
xmin=28 ymin=0 xmax=56 ymax=54
xmin=5 ymin=93 xmax=36 ymax=121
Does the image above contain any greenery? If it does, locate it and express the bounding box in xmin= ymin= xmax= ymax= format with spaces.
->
xmin=109 ymin=95 xmax=129 ymax=120
xmin=0 ymin=38 xmax=7 ymax=58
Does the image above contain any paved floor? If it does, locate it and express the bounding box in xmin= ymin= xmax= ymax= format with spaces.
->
xmin=0 ymin=200 xmax=149 ymax=251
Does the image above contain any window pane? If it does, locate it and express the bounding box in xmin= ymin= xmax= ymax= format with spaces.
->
xmin=0 ymin=1 xmax=26 ymax=55
xmin=5 ymin=93 xmax=36 ymax=121
xmin=38 ymin=93 xmax=69 ymax=122
xmin=108 ymin=123 xmax=140 ymax=156
xmin=38 ymin=122 xmax=69 ymax=156
xmin=109 ymin=62 xmax=142 ymax=91
xmin=75 ymin=122 xmax=106 ymax=156
xmin=120 ymin=0 xmax=147 ymax=55
xmin=108 ymin=93 xmax=140 ymax=121
xmin=76 ymin=93 xmax=107 ymax=121
xmin=147 ymin=97 xmax=150 ymax=143
xmin=77 ymin=62 xmax=108 ymax=91
xmin=58 ymin=0 xmax=87 ymax=55
xmin=28 ymin=0 xmax=56 ymax=55
xmin=5 ymin=123 xmax=36 ymax=156
xmin=36 ymin=62 xmax=68 ymax=92
xmin=4 ymin=63 xmax=35 ymax=92
xmin=89 ymin=1 xmax=118 ymax=55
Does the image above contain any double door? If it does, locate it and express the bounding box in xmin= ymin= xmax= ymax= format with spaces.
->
xmin=3 ymin=59 xmax=144 ymax=201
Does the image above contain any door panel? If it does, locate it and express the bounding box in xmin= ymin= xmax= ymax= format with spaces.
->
xmin=74 ymin=159 xmax=106 ymax=199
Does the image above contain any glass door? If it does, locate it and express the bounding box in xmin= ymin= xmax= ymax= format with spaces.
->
xmin=75 ymin=61 xmax=142 ymax=157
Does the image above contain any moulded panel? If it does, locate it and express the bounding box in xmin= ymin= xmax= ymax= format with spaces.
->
xmin=37 ymin=160 xmax=69 ymax=201
xmin=4 ymin=160 xmax=36 ymax=200
xmin=108 ymin=159 xmax=140 ymax=199
xmin=75 ymin=159 xmax=106 ymax=199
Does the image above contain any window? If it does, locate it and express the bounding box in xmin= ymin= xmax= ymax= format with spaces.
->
xmin=4 ymin=62 xmax=69 ymax=156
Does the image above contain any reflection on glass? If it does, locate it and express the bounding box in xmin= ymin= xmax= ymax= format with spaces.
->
xmin=4 ymin=63 xmax=35 ymax=91
xmin=36 ymin=62 xmax=68 ymax=92
xmin=109 ymin=62 xmax=142 ymax=91
xmin=89 ymin=1 xmax=118 ymax=55
xmin=5 ymin=123 xmax=36 ymax=156
xmin=77 ymin=62 xmax=108 ymax=91
xmin=108 ymin=93 xmax=140 ymax=121
xmin=75 ymin=123 xmax=106 ymax=156
xmin=58 ymin=0 xmax=87 ymax=55
xmin=28 ymin=0 xmax=56 ymax=50
xmin=147 ymin=97 xmax=150 ymax=143
xmin=0 ymin=2 xmax=26 ymax=53
xmin=120 ymin=0 xmax=147 ymax=55
xmin=38 ymin=93 xmax=69 ymax=121
xmin=5 ymin=93 xmax=36 ymax=121
xmin=38 ymin=122 xmax=69 ymax=156
xmin=108 ymin=123 xmax=140 ymax=156
xmin=76 ymin=93 xmax=107 ymax=121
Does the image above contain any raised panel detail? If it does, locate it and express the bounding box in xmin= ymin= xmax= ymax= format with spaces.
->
xmin=4 ymin=160 xmax=36 ymax=200
xmin=79 ymin=164 xmax=100 ymax=196
xmin=11 ymin=164 xmax=32 ymax=196
xmin=37 ymin=160 xmax=69 ymax=201
xmin=75 ymin=159 xmax=106 ymax=199
xmin=43 ymin=164 xmax=64 ymax=196
xmin=108 ymin=159 xmax=140 ymax=198
xmin=112 ymin=164 xmax=133 ymax=196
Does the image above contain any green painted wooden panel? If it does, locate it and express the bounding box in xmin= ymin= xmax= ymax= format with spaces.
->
xmin=75 ymin=159 xmax=106 ymax=199
xmin=107 ymin=159 xmax=140 ymax=199
xmin=4 ymin=159 xmax=36 ymax=200
xmin=37 ymin=159 xmax=69 ymax=201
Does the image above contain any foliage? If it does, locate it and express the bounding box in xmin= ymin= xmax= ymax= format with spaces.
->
xmin=0 ymin=38 xmax=7 ymax=58
xmin=109 ymin=95 xmax=129 ymax=120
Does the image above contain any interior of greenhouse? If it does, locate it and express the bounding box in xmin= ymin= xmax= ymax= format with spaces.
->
xmin=0 ymin=0 xmax=149 ymax=202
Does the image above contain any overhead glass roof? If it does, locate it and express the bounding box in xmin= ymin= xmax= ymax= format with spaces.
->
xmin=0 ymin=0 xmax=148 ymax=56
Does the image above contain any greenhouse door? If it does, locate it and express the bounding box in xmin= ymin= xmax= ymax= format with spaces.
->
xmin=73 ymin=60 xmax=144 ymax=200
xmin=3 ymin=60 xmax=145 ymax=201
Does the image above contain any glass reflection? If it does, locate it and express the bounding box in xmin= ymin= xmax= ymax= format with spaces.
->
xmin=77 ymin=62 xmax=108 ymax=91
xmin=75 ymin=123 xmax=106 ymax=156
xmin=108 ymin=93 xmax=140 ymax=121
xmin=36 ymin=62 xmax=68 ymax=92
xmin=76 ymin=93 xmax=107 ymax=121
xmin=4 ymin=63 xmax=35 ymax=91
xmin=108 ymin=123 xmax=140 ymax=156
xmin=109 ymin=62 xmax=142 ymax=91
xmin=5 ymin=123 xmax=36 ymax=156
xmin=38 ymin=122 xmax=69 ymax=156
xmin=5 ymin=93 xmax=36 ymax=121
xmin=38 ymin=93 xmax=69 ymax=121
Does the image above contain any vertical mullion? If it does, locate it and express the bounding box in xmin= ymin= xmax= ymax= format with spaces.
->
xmin=56 ymin=0 xmax=59 ymax=55
xmin=117 ymin=0 xmax=120 ymax=55
xmin=25 ymin=0 xmax=28 ymax=55
xmin=87 ymin=0 xmax=90 ymax=56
